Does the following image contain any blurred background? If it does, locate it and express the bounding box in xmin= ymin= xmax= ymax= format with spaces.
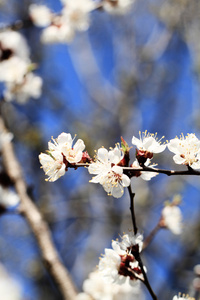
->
xmin=0 ymin=0 xmax=200 ymax=299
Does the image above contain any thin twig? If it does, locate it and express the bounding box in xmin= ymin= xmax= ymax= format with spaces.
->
xmin=127 ymin=185 xmax=137 ymax=235
xmin=135 ymin=252 xmax=158 ymax=300
xmin=123 ymin=166 xmax=200 ymax=176
xmin=0 ymin=117 xmax=77 ymax=300
xmin=143 ymin=222 xmax=161 ymax=250
xmin=127 ymin=182 xmax=157 ymax=299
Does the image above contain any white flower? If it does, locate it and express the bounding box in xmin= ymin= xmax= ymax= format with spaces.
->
xmin=40 ymin=0 xmax=94 ymax=44
xmin=99 ymin=246 xmax=125 ymax=285
xmin=75 ymin=269 xmax=141 ymax=300
xmin=132 ymin=131 xmax=166 ymax=154
xmin=168 ymin=133 xmax=200 ymax=169
xmin=39 ymin=151 xmax=66 ymax=182
xmin=29 ymin=4 xmax=52 ymax=27
xmin=48 ymin=132 xmax=85 ymax=164
xmin=103 ymin=0 xmax=135 ymax=15
xmin=75 ymin=293 xmax=92 ymax=300
xmin=62 ymin=0 xmax=95 ymax=32
xmin=0 ymin=57 xmax=29 ymax=83
xmin=162 ymin=205 xmax=182 ymax=235
xmin=39 ymin=133 xmax=85 ymax=181
xmin=131 ymin=159 xmax=158 ymax=180
xmin=4 ymin=72 xmax=42 ymax=103
xmin=0 ymin=186 xmax=20 ymax=208
xmin=0 ymin=264 xmax=22 ymax=300
xmin=88 ymin=147 xmax=130 ymax=198
xmin=41 ymin=19 xmax=74 ymax=44
xmin=99 ymin=237 xmax=144 ymax=286
xmin=119 ymin=232 xmax=143 ymax=253
xmin=0 ymin=31 xmax=30 ymax=60
xmin=173 ymin=294 xmax=195 ymax=300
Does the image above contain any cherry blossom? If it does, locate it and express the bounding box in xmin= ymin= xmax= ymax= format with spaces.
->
xmin=103 ymin=0 xmax=135 ymax=15
xmin=39 ymin=0 xmax=95 ymax=44
xmin=98 ymin=233 xmax=144 ymax=286
xmin=48 ymin=132 xmax=85 ymax=164
xmin=119 ymin=232 xmax=143 ymax=253
xmin=41 ymin=17 xmax=75 ymax=44
xmin=4 ymin=72 xmax=42 ymax=103
xmin=0 ymin=186 xmax=20 ymax=208
xmin=132 ymin=131 xmax=166 ymax=155
xmin=161 ymin=205 xmax=182 ymax=235
xmin=88 ymin=146 xmax=130 ymax=198
xmin=168 ymin=133 xmax=200 ymax=169
xmin=29 ymin=4 xmax=52 ymax=27
xmin=0 ymin=30 xmax=43 ymax=104
xmin=39 ymin=151 xmax=66 ymax=182
xmin=131 ymin=159 xmax=158 ymax=180
xmin=0 ymin=31 xmax=30 ymax=61
xmin=62 ymin=0 xmax=95 ymax=32
xmin=39 ymin=133 xmax=86 ymax=181
xmin=75 ymin=269 xmax=142 ymax=300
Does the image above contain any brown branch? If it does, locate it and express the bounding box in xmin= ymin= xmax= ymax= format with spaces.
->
xmin=73 ymin=163 xmax=200 ymax=177
xmin=135 ymin=252 xmax=158 ymax=300
xmin=143 ymin=222 xmax=161 ymax=250
xmin=123 ymin=165 xmax=200 ymax=177
xmin=127 ymin=185 xmax=137 ymax=235
xmin=0 ymin=117 xmax=77 ymax=300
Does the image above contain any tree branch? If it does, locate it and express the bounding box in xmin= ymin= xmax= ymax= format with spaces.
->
xmin=0 ymin=117 xmax=77 ymax=300
xmin=127 ymin=185 xmax=137 ymax=235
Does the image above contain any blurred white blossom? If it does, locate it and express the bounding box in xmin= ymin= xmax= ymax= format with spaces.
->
xmin=161 ymin=204 xmax=182 ymax=235
xmin=0 ymin=186 xmax=20 ymax=208
xmin=0 ymin=264 xmax=22 ymax=300
xmin=173 ymin=294 xmax=195 ymax=300
xmin=0 ymin=30 xmax=42 ymax=103
xmin=103 ymin=0 xmax=135 ymax=15
xmin=29 ymin=4 xmax=52 ymax=27
xmin=62 ymin=0 xmax=95 ymax=31
xmin=76 ymin=269 xmax=142 ymax=300
xmin=39 ymin=0 xmax=95 ymax=44
xmin=0 ymin=57 xmax=29 ymax=83
xmin=4 ymin=72 xmax=42 ymax=103
xmin=41 ymin=19 xmax=74 ymax=44
xmin=0 ymin=30 xmax=30 ymax=60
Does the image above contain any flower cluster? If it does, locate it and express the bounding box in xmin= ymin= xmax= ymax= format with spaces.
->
xmin=39 ymin=132 xmax=86 ymax=182
xmin=75 ymin=269 xmax=142 ymax=300
xmin=39 ymin=131 xmax=200 ymax=198
xmin=98 ymin=232 xmax=144 ymax=286
xmin=29 ymin=0 xmax=136 ymax=44
xmin=29 ymin=0 xmax=95 ymax=44
xmin=0 ymin=31 xmax=42 ymax=103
